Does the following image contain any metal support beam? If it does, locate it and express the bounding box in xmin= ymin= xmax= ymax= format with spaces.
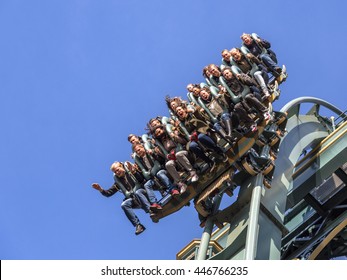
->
xmin=245 ymin=174 xmax=263 ymax=259
xmin=196 ymin=194 xmax=223 ymax=260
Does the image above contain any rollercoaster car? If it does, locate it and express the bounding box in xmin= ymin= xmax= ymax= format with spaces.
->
xmin=105 ymin=33 xmax=289 ymax=226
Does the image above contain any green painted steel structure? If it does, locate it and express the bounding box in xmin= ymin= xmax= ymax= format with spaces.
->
xmin=191 ymin=97 xmax=347 ymax=260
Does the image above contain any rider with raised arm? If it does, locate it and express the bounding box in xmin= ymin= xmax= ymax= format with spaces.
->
xmin=92 ymin=161 xmax=151 ymax=235
xmin=240 ymin=33 xmax=284 ymax=80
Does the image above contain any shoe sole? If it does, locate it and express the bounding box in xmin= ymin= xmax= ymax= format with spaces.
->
xmin=135 ymin=227 xmax=146 ymax=235
xmin=149 ymin=206 xmax=162 ymax=212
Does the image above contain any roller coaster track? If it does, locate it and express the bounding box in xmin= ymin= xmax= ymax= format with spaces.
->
xmin=193 ymin=97 xmax=347 ymax=260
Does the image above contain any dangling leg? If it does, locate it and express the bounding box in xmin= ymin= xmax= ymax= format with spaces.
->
xmin=221 ymin=113 xmax=234 ymax=139
xmin=135 ymin=188 xmax=150 ymax=213
xmin=254 ymin=70 xmax=270 ymax=98
xmin=175 ymin=150 xmax=199 ymax=182
xmin=165 ymin=160 xmax=181 ymax=184
xmin=244 ymin=93 xmax=272 ymax=121
xmin=156 ymin=169 xmax=179 ymax=196
xmin=213 ymin=121 xmax=233 ymax=143
xmin=121 ymin=198 xmax=145 ymax=235
xmin=198 ymin=133 xmax=228 ymax=162
xmin=260 ymin=54 xmax=281 ymax=78
xmin=234 ymin=103 xmax=257 ymax=132
xmin=189 ymin=141 xmax=216 ymax=172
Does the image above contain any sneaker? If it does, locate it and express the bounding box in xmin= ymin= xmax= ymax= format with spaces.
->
xmin=149 ymin=211 xmax=156 ymax=217
xmin=250 ymin=123 xmax=258 ymax=132
xmin=282 ymin=64 xmax=287 ymax=75
xmin=274 ymin=66 xmax=282 ymax=75
xmin=171 ymin=189 xmax=179 ymax=196
xmin=264 ymin=90 xmax=271 ymax=99
xmin=190 ymin=171 xmax=199 ymax=182
xmin=135 ymin=224 xmax=146 ymax=235
xmin=178 ymin=182 xmax=188 ymax=194
xmin=150 ymin=203 xmax=162 ymax=211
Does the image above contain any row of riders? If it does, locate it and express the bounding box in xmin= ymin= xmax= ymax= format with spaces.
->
xmin=92 ymin=33 xmax=287 ymax=235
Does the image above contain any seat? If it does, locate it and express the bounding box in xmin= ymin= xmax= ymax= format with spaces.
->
xmin=204 ymin=77 xmax=212 ymax=87
xmin=240 ymin=46 xmax=261 ymax=76
xmin=124 ymin=161 xmax=143 ymax=192
xmin=221 ymin=57 xmax=237 ymax=68
xmin=241 ymin=45 xmax=281 ymax=91
xmin=187 ymin=92 xmax=199 ymax=107
xmin=141 ymin=133 xmax=154 ymax=151
xmin=218 ymin=76 xmax=241 ymax=104
xmin=207 ymin=74 xmax=219 ymax=88
xmin=250 ymin=33 xmax=268 ymax=56
xmin=209 ymin=85 xmax=221 ymax=99
xmin=251 ymin=33 xmax=278 ymax=63
xmin=231 ymin=65 xmax=251 ymax=99
xmin=200 ymin=82 xmax=208 ymax=89
xmin=161 ymin=116 xmax=171 ymax=125
xmin=197 ymin=97 xmax=218 ymax=124
xmin=164 ymin=122 xmax=185 ymax=151
xmin=134 ymin=153 xmax=162 ymax=181
xmin=186 ymin=92 xmax=193 ymax=103
xmin=241 ymin=148 xmax=273 ymax=176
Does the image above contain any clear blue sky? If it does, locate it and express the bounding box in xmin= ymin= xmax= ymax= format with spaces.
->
xmin=0 ymin=0 xmax=346 ymax=260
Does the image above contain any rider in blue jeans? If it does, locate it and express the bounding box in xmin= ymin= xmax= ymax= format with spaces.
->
xmin=241 ymin=33 xmax=282 ymax=78
xmin=92 ymin=161 xmax=152 ymax=235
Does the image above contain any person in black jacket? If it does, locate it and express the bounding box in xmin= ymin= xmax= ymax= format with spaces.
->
xmin=229 ymin=47 xmax=270 ymax=98
xmin=92 ymin=161 xmax=151 ymax=235
xmin=149 ymin=121 xmax=199 ymax=194
xmin=221 ymin=67 xmax=272 ymax=122
xmin=241 ymin=33 xmax=282 ymax=78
